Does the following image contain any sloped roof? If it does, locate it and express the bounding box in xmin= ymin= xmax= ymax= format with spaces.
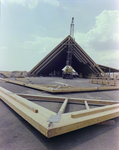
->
xmin=29 ymin=35 xmax=107 ymax=77
xmin=98 ymin=64 xmax=119 ymax=73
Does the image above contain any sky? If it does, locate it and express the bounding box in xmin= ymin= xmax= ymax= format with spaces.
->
xmin=0 ymin=0 xmax=119 ymax=71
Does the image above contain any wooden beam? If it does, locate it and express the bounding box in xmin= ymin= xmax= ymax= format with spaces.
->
xmin=17 ymin=93 xmax=118 ymax=105
xmin=71 ymin=103 xmax=119 ymax=118
xmin=1 ymin=86 xmax=119 ymax=138
xmin=59 ymin=98 xmax=68 ymax=113
xmin=0 ymin=86 xmax=55 ymax=137
xmin=1 ymin=78 xmax=119 ymax=94
xmin=84 ymin=101 xmax=90 ymax=110
xmin=47 ymin=107 xmax=119 ymax=138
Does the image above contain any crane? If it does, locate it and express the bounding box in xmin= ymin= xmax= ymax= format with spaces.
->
xmin=62 ymin=17 xmax=74 ymax=79
xmin=70 ymin=17 xmax=74 ymax=39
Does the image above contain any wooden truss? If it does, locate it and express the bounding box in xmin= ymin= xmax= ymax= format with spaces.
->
xmin=29 ymin=35 xmax=107 ymax=77
xmin=0 ymin=86 xmax=119 ymax=138
xmin=1 ymin=78 xmax=119 ymax=93
xmin=90 ymin=76 xmax=119 ymax=86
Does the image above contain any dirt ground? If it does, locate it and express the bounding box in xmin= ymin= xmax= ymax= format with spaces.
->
xmin=0 ymin=77 xmax=119 ymax=150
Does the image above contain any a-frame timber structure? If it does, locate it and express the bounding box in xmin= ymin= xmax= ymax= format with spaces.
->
xmin=29 ymin=35 xmax=107 ymax=77
xmin=29 ymin=17 xmax=119 ymax=78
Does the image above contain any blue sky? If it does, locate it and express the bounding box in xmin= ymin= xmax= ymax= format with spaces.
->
xmin=1 ymin=0 xmax=119 ymax=71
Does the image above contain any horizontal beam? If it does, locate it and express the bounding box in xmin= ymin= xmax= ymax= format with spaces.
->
xmin=71 ymin=103 xmax=119 ymax=118
xmin=1 ymin=78 xmax=119 ymax=94
xmin=48 ymin=107 xmax=119 ymax=138
xmin=18 ymin=93 xmax=118 ymax=105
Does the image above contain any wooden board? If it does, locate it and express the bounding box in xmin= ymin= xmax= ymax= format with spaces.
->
xmin=1 ymin=86 xmax=119 ymax=138
xmin=90 ymin=77 xmax=119 ymax=86
xmin=1 ymin=78 xmax=119 ymax=93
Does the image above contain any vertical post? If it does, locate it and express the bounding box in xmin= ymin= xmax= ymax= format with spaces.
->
xmin=84 ymin=101 xmax=90 ymax=110
xmin=109 ymin=68 xmax=110 ymax=79
xmin=113 ymin=72 xmax=115 ymax=85
xmin=108 ymin=68 xmax=110 ymax=85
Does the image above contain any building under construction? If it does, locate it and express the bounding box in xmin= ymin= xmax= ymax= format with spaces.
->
xmin=29 ymin=18 xmax=119 ymax=78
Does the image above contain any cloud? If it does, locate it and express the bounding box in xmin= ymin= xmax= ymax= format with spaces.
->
xmin=2 ymin=0 xmax=38 ymax=9
xmin=43 ymin=0 xmax=59 ymax=7
xmin=75 ymin=10 xmax=119 ymax=50
xmin=28 ymin=0 xmax=38 ymax=9
xmin=23 ymin=35 xmax=62 ymax=52
xmin=75 ymin=10 xmax=119 ymax=69
xmin=2 ymin=0 xmax=26 ymax=6
xmin=22 ymin=35 xmax=62 ymax=60
xmin=2 ymin=0 xmax=59 ymax=8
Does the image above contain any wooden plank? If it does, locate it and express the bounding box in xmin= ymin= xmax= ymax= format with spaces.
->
xmin=0 ymin=86 xmax=55 ymax=137
xmin=71 ymin=103 xmax=119 ymax=118
xmin=84 ymin=101 xmax=90 ymax=110
xmin=59 ymin=98 xmax=68 ymax=113
xmin=90 ymin=77 xmax=119 ymax=86
xmin=1 ymin=86 xmax=119 ymax=138
xmin=1 ymin=78 xmax=119 ymax=93
xmin=47 ymin=107 xmax=119 ymax=138
xmin=18 ymin=93 xmax=118 ymax=105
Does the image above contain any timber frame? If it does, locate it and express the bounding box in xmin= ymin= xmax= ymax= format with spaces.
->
xmin=1 ymin=78 xmax=119 ymax=93
xmin=90 ymin=76 xmax=119 ymax=86
xmin=29 ymin=35 xmax=107 ymax=77
xmin=1 ymin=86 xmax=119 ymax=138
xmin=29 ymin=35 xmax=119 ymax=77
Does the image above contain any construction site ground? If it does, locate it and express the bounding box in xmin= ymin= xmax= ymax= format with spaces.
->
xmin=0 ymin=77 xmax=119 ymax=150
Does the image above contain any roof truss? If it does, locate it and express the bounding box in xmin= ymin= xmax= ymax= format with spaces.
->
xmin=29 ymin=35 xmax=106 ymax=77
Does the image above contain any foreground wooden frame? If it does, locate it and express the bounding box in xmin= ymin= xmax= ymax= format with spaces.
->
xmin=1 ymin=78 xmax=119 ymax=93
xmin=1 ymin=86 xmax=119 ymax=138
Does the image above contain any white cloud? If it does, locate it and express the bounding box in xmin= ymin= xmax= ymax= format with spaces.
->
xmin=75 ymin=10 xmax=119 ymax=69
xmin=2 ymin=0 xmax=38 ymax=9
xmin=23 ymin=35 xmax=62 ymax=56
xmin=75 ymin=10 xmax=119 ymax=49
xmin=2 ymin=0 xmax=59 ymax=8
xmin=43 ymin=0 xmax=59 ymax=7
xmin=28 ymin=0 xmax=38 ymax=9
xmin=2 ymin=0 xmax=26 ymax=6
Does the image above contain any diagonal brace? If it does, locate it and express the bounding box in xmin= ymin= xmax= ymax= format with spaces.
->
xmin=47 ymin=98 xmax=68 ymax=127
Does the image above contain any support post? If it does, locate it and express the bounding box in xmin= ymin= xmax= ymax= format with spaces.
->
xmin=84 ymin=101 xmax=90 ymax=110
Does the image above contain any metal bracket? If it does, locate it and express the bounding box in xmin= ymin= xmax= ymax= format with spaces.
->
xmin=47 ymin=111 xmax=62 ymax=127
